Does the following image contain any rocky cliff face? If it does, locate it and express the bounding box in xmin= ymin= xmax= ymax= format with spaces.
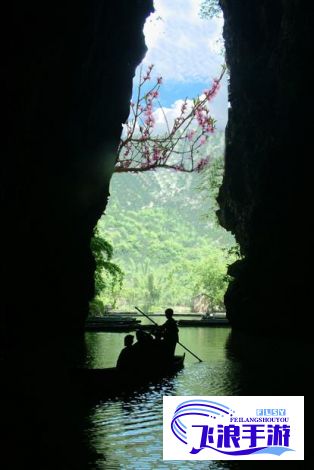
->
xmin=218 ymin=0 xmax=311 ymax=335
xmin=2 ymin=0 xmax=153 ymax=348
xmin=1 ymin=1 xmax=153 ymax=466
xmin=1 ymin=0 xmax=310 ymax=464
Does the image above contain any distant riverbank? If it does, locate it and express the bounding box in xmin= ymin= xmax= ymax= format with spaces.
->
xmin=107 ymin=311 xmax=226 ymax=317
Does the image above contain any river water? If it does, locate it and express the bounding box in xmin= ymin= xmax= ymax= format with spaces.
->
xmin=81 ymin=316 xmax=305 ymax=469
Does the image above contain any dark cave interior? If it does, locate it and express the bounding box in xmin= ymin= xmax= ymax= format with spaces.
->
xmin=1 ymin=0 xmax=309 ymax=467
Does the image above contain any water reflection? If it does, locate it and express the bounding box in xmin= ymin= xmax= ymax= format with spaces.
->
xmin=85 ymin=381 xmax=240 ymax=470
xmin=84 ymin=317 xmax=232 ymax=368
xmin=83 ymin=325 xmax=236 ymax=468
xmin=83 ymin=323 xmax=306 ymax=468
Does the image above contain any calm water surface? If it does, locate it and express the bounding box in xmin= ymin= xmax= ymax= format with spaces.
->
xmin=82 ymin=316 xmax=305 ymax=469
xmin=83 ymin=317 xmax=242 ymax=469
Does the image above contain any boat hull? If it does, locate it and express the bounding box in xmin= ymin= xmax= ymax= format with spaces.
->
xmin=72 ymin=355 xmax=185 ymax=397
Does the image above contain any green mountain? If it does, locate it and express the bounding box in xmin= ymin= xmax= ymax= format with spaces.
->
xmin=96 ymin=132 xmax=237 ymax=312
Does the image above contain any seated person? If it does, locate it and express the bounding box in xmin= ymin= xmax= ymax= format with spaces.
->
xmin=116 ymin=334 xmax=134 ymax=371
xmin=132 ymin=329 xmax=157 ymax=372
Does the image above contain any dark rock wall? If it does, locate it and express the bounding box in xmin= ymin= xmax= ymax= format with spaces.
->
xmin=1 ymin=1 xmax=153 ymax=466
xmin=1 ymin=0 xmax=310 ymax=463
xmin=2 ymin=0 xmax=152 ymax=350
xmin=218 ymin=0 xmax=311 ymax=334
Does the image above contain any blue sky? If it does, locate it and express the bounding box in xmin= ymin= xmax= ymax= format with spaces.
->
xmin=133 ymin=0 xmax=228 ymax=130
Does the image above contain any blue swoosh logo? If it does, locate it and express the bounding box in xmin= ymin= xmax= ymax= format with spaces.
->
xmin=190 ymin=446 xmax=295 ymax=456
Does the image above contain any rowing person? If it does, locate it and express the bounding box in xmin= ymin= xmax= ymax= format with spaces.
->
xmin=158 ymin=307 xmax=179 ymax=360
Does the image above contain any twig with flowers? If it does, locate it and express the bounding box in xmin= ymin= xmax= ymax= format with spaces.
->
xmin=115 ymin=64 xmax=226 ymax=174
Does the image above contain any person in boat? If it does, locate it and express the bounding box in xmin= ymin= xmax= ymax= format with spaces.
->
xmin=132 ymin=329 xmax=154 ymax=354
xmin=158 ymin=308 xmax=179 ymax=360
xmin=132 ymin=328 xmax=160 ymax=371
xmin=116 ymin=334 xmax=134 ymax=371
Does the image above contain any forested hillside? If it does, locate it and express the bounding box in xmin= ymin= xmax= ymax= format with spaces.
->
xmin=95 ymin=132 xmax=237 ymax=313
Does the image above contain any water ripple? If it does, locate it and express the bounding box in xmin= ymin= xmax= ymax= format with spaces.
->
xmin=83 ymin=327 xmax=306 ymax=468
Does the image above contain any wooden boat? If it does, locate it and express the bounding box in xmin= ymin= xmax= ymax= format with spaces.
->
xmin=72 ymin=354 xmax=185 ymax=396
xmin=178 ymin=313 xmax=229 ymax=327
xmin=85 ymin=315 xmax=141 ymax=332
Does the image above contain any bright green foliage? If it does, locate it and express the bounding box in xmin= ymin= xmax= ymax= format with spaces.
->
xmin=193 ymin=246 xmax=236 ymax=311
xmin=96 ymin=132 xmax=239 ymax=312
xmin=90 ymin=227 xmax=124 ymax=315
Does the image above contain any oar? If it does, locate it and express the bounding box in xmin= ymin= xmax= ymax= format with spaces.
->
xmin=134 ymin=306 xmax=203 ymax=363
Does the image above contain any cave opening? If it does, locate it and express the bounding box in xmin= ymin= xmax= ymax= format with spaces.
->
xmin=2 ymin=0 xmax=308 ymax=466
xmin=82 ymin=1 xmax=307 ymax=464
xmin=86 ymin=0 xmax=236 ymax=368
xmin=81 ymin=4 xmax=244 ymax=464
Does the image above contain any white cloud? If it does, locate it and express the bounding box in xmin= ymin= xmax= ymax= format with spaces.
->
xmin=121 ymin=101 xmax=187 ymax=138
xmin=153 ymin=99 xmax=194 ymax=134
xmin=153 ymin=92 xmax=227 ymax=133
xmin=122 ymin=90 xmax=226 ymax=141
xmin=143 ymin=0 xmax=224 ymax=83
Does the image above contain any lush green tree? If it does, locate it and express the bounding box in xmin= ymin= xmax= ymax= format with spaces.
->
xmin=91 ymin=54 xmax=231 ymax=311
xmin=95 ymin=157 xmax=239 ymax=312
xmin=192 ymin=246 xmax=235 ymax=311
xmin=89 ymin=228 xmax=124 ymax=316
